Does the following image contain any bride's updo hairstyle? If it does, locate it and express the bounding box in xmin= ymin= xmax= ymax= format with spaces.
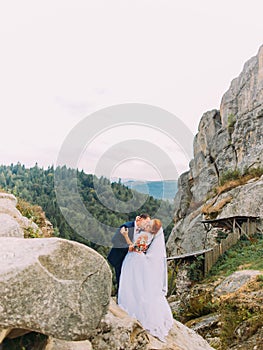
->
xmin=151 ymin=219 xmax=162 ymax=234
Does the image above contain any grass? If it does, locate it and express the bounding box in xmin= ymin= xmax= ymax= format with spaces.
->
xmin=215 ymin=167 xmax=263 ymax=195
xmin=206 ymin=236 xmax=263 ymax=280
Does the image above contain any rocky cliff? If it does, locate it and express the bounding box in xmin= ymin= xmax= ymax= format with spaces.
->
xmin=167 ymin=45 xmax=263 ymax=255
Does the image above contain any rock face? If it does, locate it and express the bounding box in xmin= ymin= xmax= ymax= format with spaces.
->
xmin=168 ymin=176 xmax=263 ymax=254
xmin=215 ymin=177 xmax=263 ymax=219
xmin=214 ymin=269 xmax=262 ymax=296
xmin=90 ymin=298 xmax=215 ymax=350
xmin=45 ymin=338 xmax=93 ymax=350
xmin=167 ymin=45 xmax=263 ymax=255
xmin=0 ymin=237 xmax=112 ymax=341
xmin=183 ymin=270 xmax=263 ymax=349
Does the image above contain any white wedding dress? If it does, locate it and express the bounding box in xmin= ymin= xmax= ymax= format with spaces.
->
xmin=118 ymin=228 xmax=174 ymax=342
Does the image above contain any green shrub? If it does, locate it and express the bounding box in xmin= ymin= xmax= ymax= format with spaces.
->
xmin=256 ymin=274 xmax=263 ymax=282
xmin=245 ymin=166 xmax=263 ymax=178
xmin=227 ymin=113 xmax=236 ymax=128
xmin=184 ymin=290 xmax=218 ymax=321
xmin=219 ymin=169 xmax=242 ymax=186
xmin=23 ymin=226 xmax=42 ymax=238
xmin=188 ymin=255 xmax=204 ymax=282
xmin=220 ymin=298 xmax=263 ymax=347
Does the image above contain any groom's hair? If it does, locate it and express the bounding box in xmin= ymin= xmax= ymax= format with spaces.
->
xmin=139 ymin=213 xmax=150 ymax=219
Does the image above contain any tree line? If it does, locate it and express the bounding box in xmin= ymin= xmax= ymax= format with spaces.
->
xmin=0 ymin=163 xmax=174 ymax=257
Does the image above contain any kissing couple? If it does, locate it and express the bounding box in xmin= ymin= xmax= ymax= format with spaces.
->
xmin=107 ymin=214 xmax=174 ymax=342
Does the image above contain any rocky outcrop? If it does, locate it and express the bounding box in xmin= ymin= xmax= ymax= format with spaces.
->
xmin=0 ymin=192 xmax=42 ymax=237
xmin=214 ymin=269 xmax=262 ymax=296
xmin=215 ymin=176 xmax=263 ymax=219
xmin=0 ymin=193 xmax=24 ymax=237
xmin=0 ymin=237 xmax=112 ymax=341
xmin=0 ymin=213 xmax=24 ymax=237
xmin=190 ymin=109 xmax=223 ymax=203
xmin=220 ymin=43 xmax=263 ymax=174
xmin=183 ymin=270 xmax=263 ymax=349
xmin=167 ymin=176 xmax=263 ymax=254
xmin=167 ymin=45 xmax=263 ymax=255
xmin=89 ymin=298 xmax=215 ymax=350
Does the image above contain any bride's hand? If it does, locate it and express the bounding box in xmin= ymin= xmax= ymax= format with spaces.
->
xmin=128 ymin=244 xmax=134 ymax=252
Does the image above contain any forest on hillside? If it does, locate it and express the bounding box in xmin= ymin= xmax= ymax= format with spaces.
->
xmin=0 ymin=163 xmax=174 ymax=256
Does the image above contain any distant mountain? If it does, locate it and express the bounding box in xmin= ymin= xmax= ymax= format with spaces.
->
xmin=122 ymin=180 xmax=178 ymax=201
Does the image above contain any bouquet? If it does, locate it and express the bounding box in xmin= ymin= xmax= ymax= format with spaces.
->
xmin=130 ymin=234 xmax=148 ymax=253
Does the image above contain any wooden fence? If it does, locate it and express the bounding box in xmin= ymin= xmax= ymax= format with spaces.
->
xmin=168 ymin=216 xmax=261 ymax=285
xmin=204 ymin=230 xmax=240 ymax=275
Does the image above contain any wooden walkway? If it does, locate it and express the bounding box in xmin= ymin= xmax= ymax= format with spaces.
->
xmin=167 ymin=215 xmax=260 ymax=277
xmin=167 ymin=248 xmax=212 ymax=261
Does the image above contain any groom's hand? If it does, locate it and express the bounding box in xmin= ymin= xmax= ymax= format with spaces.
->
xmin=120 ymin=227 xmax=133 ymax=246
xmin=120 ymin=226 xmax=129 ymax=236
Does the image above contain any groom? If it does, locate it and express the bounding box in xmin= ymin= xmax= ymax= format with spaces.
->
xmin=107 ymin=213 xmax=150 ymax=291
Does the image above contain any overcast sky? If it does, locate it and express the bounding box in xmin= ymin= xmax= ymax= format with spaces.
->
xmin=0 ymin=0 xmax=262 ymax=180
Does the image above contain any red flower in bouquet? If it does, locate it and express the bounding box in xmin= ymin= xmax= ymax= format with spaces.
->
xmin=130 ymin=234 xmax=148 ymax=253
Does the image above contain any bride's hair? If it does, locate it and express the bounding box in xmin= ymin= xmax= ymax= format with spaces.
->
xmin=151 ymin=219 xmax=162 ymax=234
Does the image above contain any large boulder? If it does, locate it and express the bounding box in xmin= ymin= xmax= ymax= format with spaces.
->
xmin=0 ymin=237 xmax=112 ymax=341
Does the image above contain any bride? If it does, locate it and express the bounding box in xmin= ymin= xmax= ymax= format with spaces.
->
xmin=118 ymin=219 xmax=174 ymax=342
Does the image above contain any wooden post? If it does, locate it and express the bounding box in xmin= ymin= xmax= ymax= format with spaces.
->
xmin=233 ymin=217 xmax=236 ymax=236
xmin=168 ymin=260 xmax=177 ymax=296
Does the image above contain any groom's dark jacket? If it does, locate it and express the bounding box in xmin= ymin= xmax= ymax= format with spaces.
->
xmin=107 ymin=221 xmax=135 ymax=269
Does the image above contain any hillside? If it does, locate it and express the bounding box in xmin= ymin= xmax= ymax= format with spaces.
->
xmin=123 ymin=179 xmax=178 ymax=201
xmin=0 ymin=164 xmax=174 ymax=251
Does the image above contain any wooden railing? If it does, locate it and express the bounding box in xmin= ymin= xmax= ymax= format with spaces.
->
xmin=204 ymin=230 xmax=240 ymax=275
